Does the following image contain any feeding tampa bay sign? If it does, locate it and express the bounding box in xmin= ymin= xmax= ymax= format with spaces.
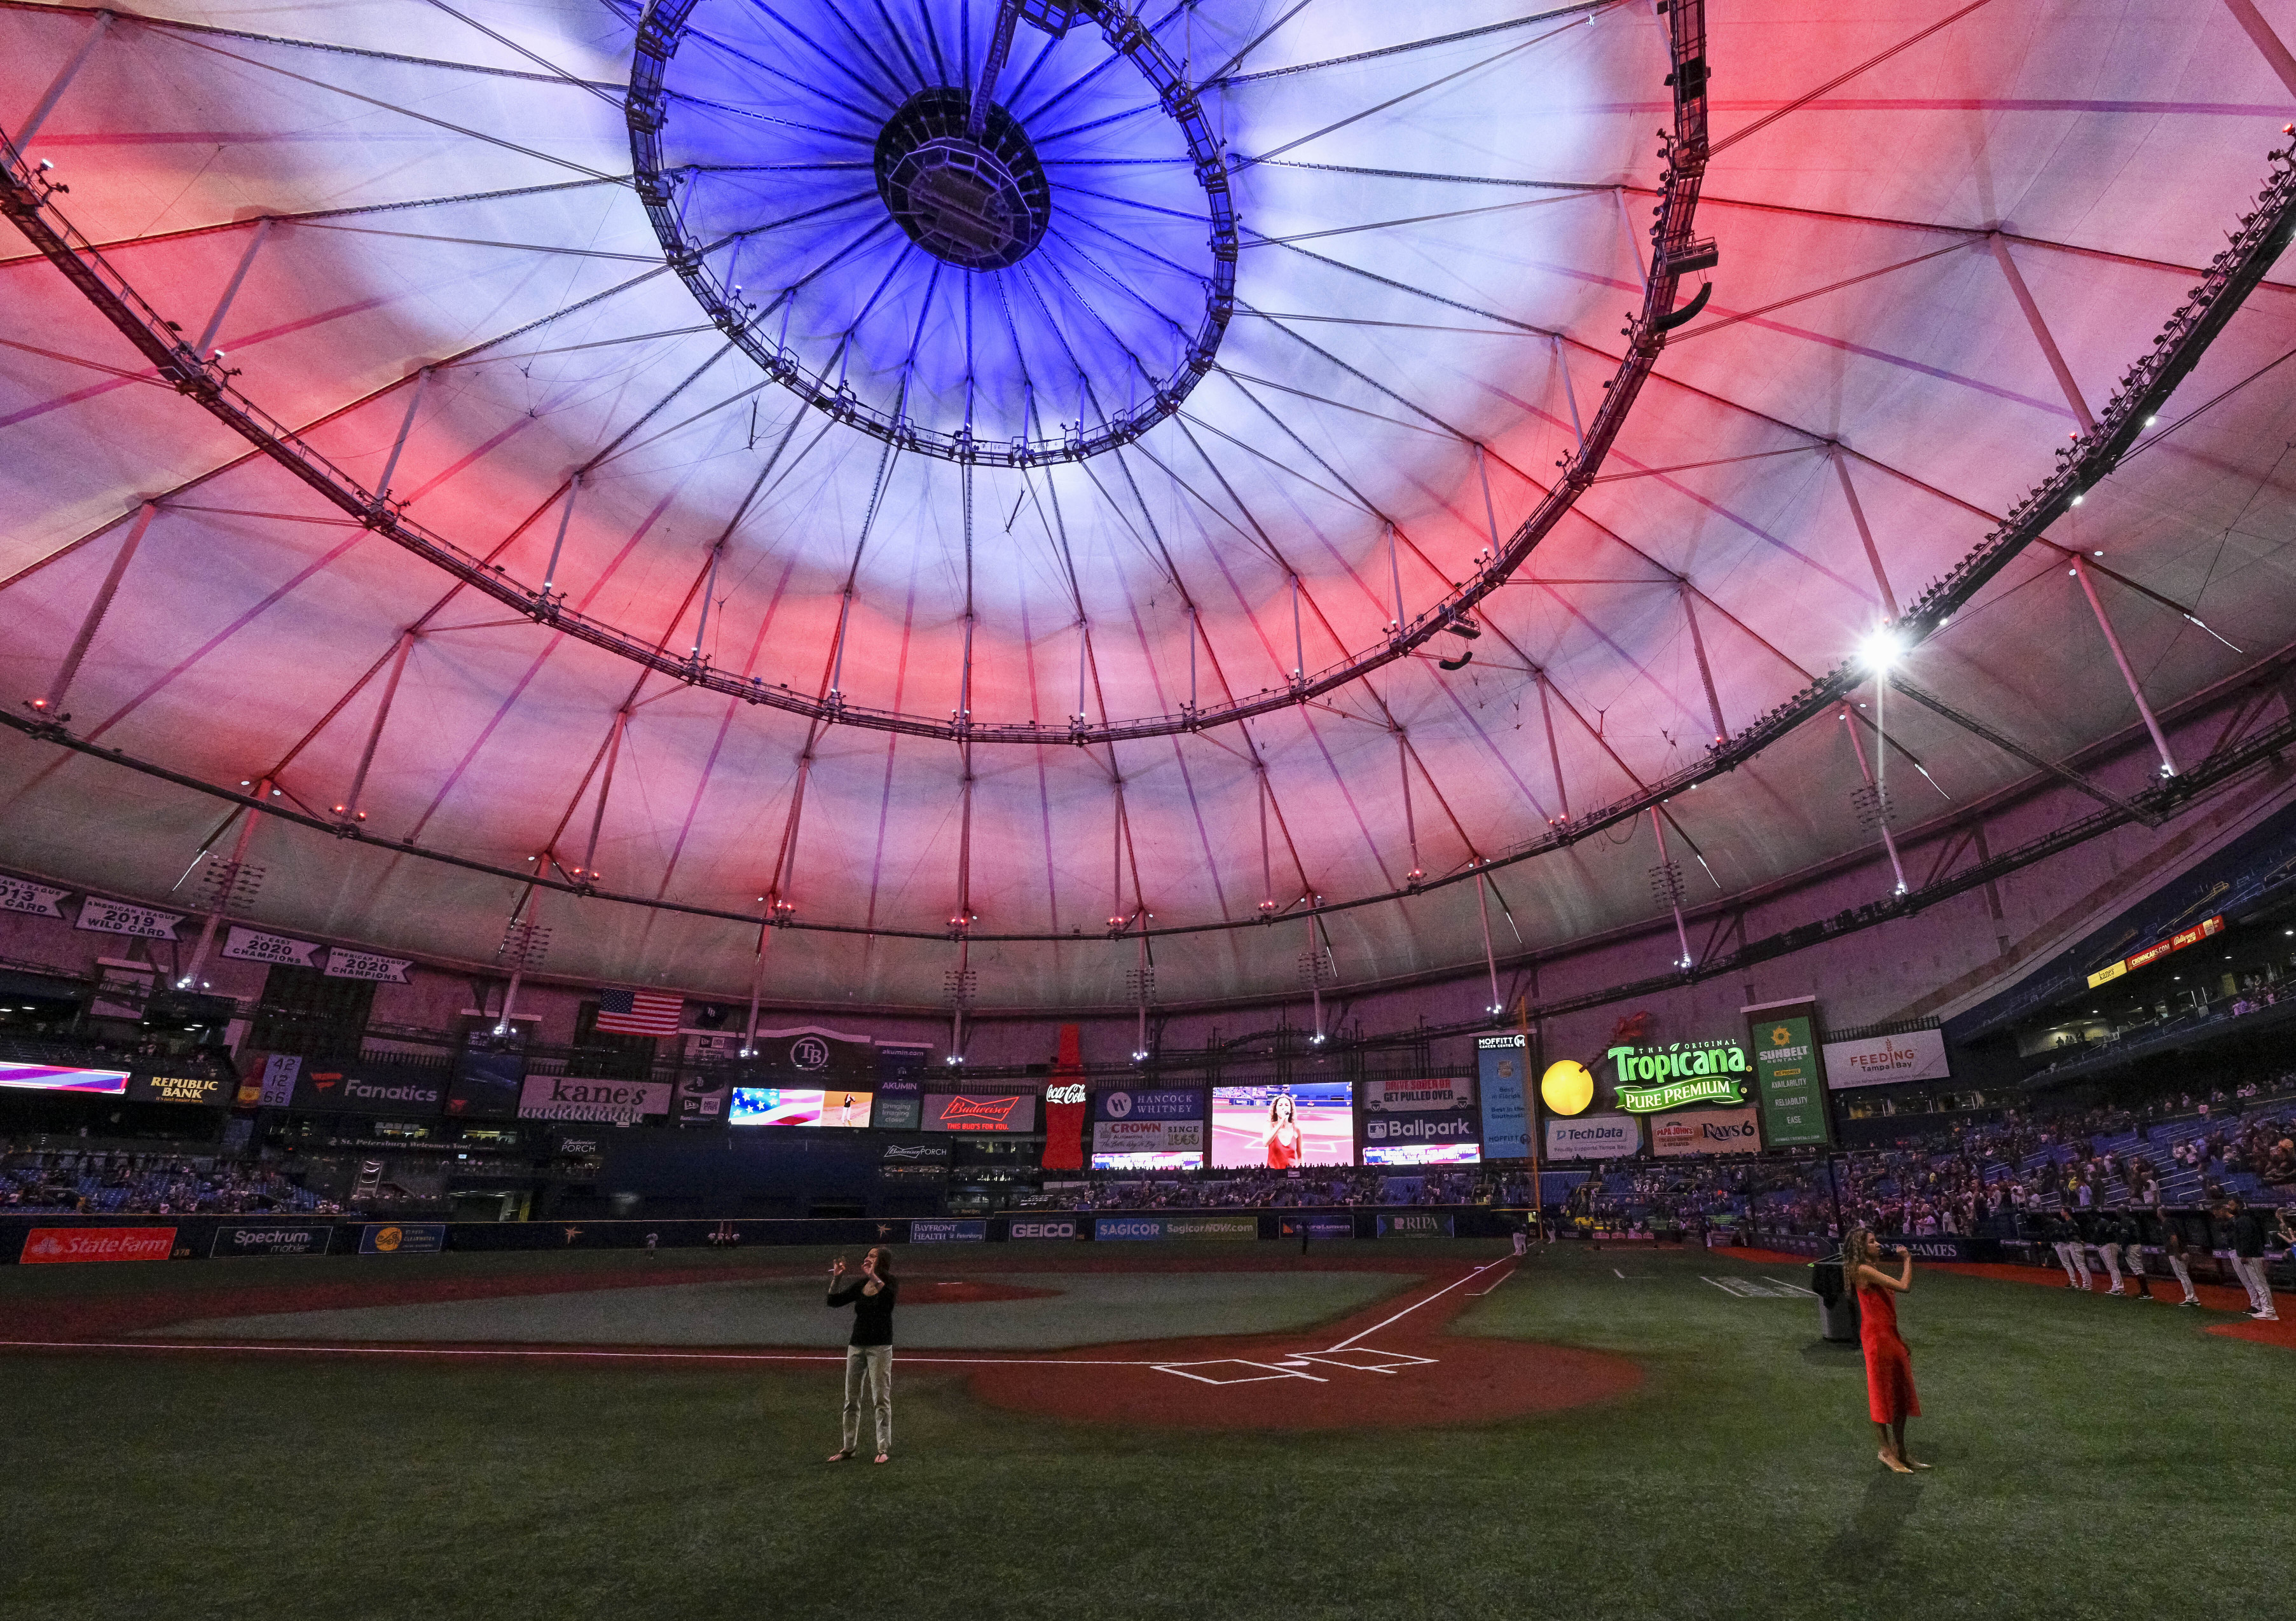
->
xmin=1607 ymin=1037 xmax=1750 ymax=1114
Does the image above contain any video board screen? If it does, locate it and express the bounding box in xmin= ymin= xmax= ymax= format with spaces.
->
xmin=1363 ymin=1140 xmax=1482 ymax=1167
xmin=1090 ymin=1119 xmax=1202 ymax=1171
xmin=728 ymin=1087 xmax=875 ymax=1128
xmin=1210 ymin=1081 xmax=1354 ymax=1168
xmin=0 ymin=1061 xmax=130 ymax=1094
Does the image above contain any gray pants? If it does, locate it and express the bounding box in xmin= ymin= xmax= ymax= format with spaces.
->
xmin=841 ymin=1344 xmax=893 ymax=1454
xmin=2098 ymin=1243 xmax=2124 ymax=1289
xmin=2233 ymin=1255 xmax=2278 ymax=1316
xmin=2168 ymin=1253 xmax=2196 ymax=1300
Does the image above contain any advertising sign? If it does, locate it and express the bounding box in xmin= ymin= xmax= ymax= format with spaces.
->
xmin=873 ymin=1047 xmax=930 ymax=1128
xmin=689 ymin=1027 xmax=879 ymax=1082
xmin=20 ymin=1226 xmax=176 ymax=1264
xmin=1749 ymin=1009 xmax=1829 ymax=1147
xmin=324 ymin=947 xmax=411 ymax=983
xmin=1476 ymin=1034 xmax=1531 ymax=1159
xmin=1363 ymin=1077 xmax=1475 ymax=1113
xmin=1279 ymin=1216 xmax=1354 ymax=1240
xmin=1042 ymin=1080 xmax=1087 ymax=1172
xmin=518 ymin=1075 xmax=673 ymax=1124
xmin=1210 ymin=1081 xmax=1354 ymax=1168
xmin=128 ymin=1073 xmax=231 ymax=1107
xmin=1089 ymin=1118 xmax=1205 ymax=1171
xmin=909 ymin=1219 xmax=987 ymax=1243
xmin=292 ymin=1064 xmax=447 ymax=1115
xmin=74 ymin=896 xmax=182 ymax=940
xmin=1650 ymin=1105 xmax=1763 ymax=1157
xmin=359 ymin=1222 xmax=447 ymax=1255
xmin=0 ymin=1061 xmax=130 ymax=1094
xmin=1008 ymin=1217 xmax=1081 ymax=1240
xmin=0 ymin=875 xmax=69 ymax=917
xmin=2086 ymin=913 xmax=2225 ymax=989
xmin=446 ymin=1035 xmax=525 ymax=1121
xmin=1822 ymin=1028 xmax=1950 ymax=1088
xmin=729 ymin=1087 xmax=876 ymax=1128
xmin=921 ymin=1093 xmax=1038 ymax=1133
xmin=676 ymin=1068 xmax=729 ymax=1122
xmin=1361 ymin=1112 xmax=1478 ymax=1164
xmin=1377 ymin=1212 xmax=1456 ymax=1238
xmin=1609 ymin=1038 xmax=1750 ymax=1112
xmin=221 ymin=926 xmax=320 ymax=968
xmin=209 ymin=1221 xmax=331 ymax=1258
xmin=1092 ymin=1215 xmax=1258 ymax=1241
xmin=877 ymin=1140 xmax=949 ymax=1181
xmin=1544 ymin=1114 xmax=1640 ymax=1160
xmin=1094 ymin=1088 xmax=1204 ymax=1121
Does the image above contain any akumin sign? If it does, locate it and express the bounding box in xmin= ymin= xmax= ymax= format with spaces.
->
xmin=1609 ymin=1038 xmax=1749 ymax=1113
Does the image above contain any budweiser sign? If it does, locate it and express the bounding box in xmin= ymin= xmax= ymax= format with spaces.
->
xmin=923 ymin=1093 xmax=1038 ymax=1133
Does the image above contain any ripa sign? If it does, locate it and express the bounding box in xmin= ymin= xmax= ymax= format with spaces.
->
xmin=1609 ymin=1038 xmax=1749 ymax=1113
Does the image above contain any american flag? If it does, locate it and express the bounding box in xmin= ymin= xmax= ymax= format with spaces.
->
xmin=594 ymin=988 xmax=684 ymax=1036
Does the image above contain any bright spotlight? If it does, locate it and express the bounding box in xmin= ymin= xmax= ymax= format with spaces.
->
xmin=1857 ymin=626 xmax=1906 ymax=672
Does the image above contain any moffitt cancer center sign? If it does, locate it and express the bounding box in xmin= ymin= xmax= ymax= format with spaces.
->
xmin=1608 ymin=1037 xmax=1750 ymax=1113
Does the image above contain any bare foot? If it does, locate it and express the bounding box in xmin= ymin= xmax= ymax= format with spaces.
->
xmin=872 ymin=1452 xmax=891 ymax=1465
xmin=1878 ymin=1449 xmax=1914 ymax=1474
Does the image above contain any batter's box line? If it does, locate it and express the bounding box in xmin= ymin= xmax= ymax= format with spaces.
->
xmin=1293 ymin=1348 xmax=1440 ymax=1375
xmin=1153 ymin=1358 xmax=1329 ymax=1386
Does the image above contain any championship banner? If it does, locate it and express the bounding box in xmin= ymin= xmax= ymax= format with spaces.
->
xmin=324 ymin=947 xmax=411 ymax=983
xmin=518 ymin=1074 xmax=672 ymax=1124
xmin=1822 ymin=1028 xmax=1950 ymax=1088
xmin=1650 ymin=1105 xmax=1763 ymax=1157
xmin=1363 ymin=1077 xmax=1474 ymax=1112
xmin=1476 ymin=1034 xmax=1531 ymax=1160
xmin=209 ymin=1221 xmax=331 ymax=1258
xmin=1748 ymin=1005 xmax=1829 ymax=1148
xmin=909 ymin=1219 xmax=987 ymax=1243
xmin=222 ymin=926 xmax=320 ymax=968
xmin=75 ymin=897 xmax=182 ymax=940
xmin=20 ymin=1227 xmax=176 ymax=1264
xmin=1544 ymin=1114 xmax=1640 ymax=1160
xmin=0 ymin=876 xmax=69 ymax=917
xmin=359 ymin=1222 xmax=447 ymax=1255
xmin=129 ymin=1072 xmax=231 ymax=1107
xmin=922 ymin=1093 xmax=1038 ymax=1133
xmin=1092 ymin=1088 xmax=1203 ymax=1121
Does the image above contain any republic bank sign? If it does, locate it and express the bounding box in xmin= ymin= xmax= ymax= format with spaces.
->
xmin=1608 ymin=1038 xmax=1750 ymax=1114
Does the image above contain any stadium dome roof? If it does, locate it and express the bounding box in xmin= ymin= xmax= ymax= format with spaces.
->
xmin=3 ymin=0 xmax=2295 ymax=1015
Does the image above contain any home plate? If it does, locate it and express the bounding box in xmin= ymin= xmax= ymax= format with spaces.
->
xmin=1153 ymin=1358 xmax=1328 ymax=1384
xmin=1295 ymin=1348 xmax=1439 ymax=1374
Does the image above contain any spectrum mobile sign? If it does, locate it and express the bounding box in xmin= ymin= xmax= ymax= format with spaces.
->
xmin=1609 ymin=1037 xmax=1750 ymax=1113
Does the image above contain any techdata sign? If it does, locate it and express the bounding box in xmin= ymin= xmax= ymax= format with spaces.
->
xmin=1093 ymin=1215 xmax=1258 ymax=1241
xmin=209 ymin=1222 xmax=331 ymax=1258
xmin=519 ymin=1075 xmax=672 ymax=1124
xmin=1749 ymin=1007 xmax=1829 ymax=1148
xmin=909 ymin=1219 xmax=987 ymax=1243
xmin=1822 ymin=1028 xmax=1950 ymax=1088
xmin=1609 ymin=1038 xmax=1749 ymax=1112
xmin=1649 ymin=1106 xmax=1763 ymax=1157
xmin=292 ymin=1065 xmax=446 ymax=1115
xmin=1093 ymin=1088 xmax=1202 ymax=1121
xmin=922 ymin=1093 xmax=1038 ymax=1133
xmin=1544 ymin=1115 xmax=1640 ymax=1160
xmin=1476 ymin=1034 xmax=1531 ymax=1160
xmin=1008 ymin=1217 xmax=1080 ymax=1240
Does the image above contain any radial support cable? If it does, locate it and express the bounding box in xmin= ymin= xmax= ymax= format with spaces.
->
xmin=1987 ymin=233 xmax=2095 ymax=432
xmin=14 ymin=10 xmax=112 ymax=148
xmin=1650 ymin=807 xmax=1694 ymax=971
xmin=1887 ymin=674 xmax=2154 ymax=825
xmin=179 ymin=778 xmax=267 ymax=990
xmin=1476 ymin=870 xmax=1503 ymax=1016
xmin=2071 ymin=555 xmax=2178 ymax=777
xmin=337 ymin=630 xmax=415 ymax=822
xmin=1679 ymin=581 xmax=1726 ymax=744
xmin=2221 ymin=0 xmax=2296 ymax=100
xmin=1840 ymin=700 xmax=1909 ymax=896
xmin=31 ymin=500 xmax=154 ymax=723
xmin=1831 ymin=451 xmax=1899 ymax=619
xmin=194 ymin=217 xmax=273 ymax=357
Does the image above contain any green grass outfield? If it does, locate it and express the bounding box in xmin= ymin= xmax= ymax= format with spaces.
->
xmin=3 ymin=1240 xmax=2286 ymax=1621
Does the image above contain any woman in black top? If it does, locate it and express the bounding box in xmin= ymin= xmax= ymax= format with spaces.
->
xmin=826 ymin=1247 xmax=899 ymax=1463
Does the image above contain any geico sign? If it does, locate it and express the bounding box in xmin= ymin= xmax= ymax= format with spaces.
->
xmin=1008 ymin=1220 xmax=1077 ymax=1239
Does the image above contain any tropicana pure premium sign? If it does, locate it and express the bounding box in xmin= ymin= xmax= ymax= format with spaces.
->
xmin=1607 ymin=1037 xmax=1750 ymax=1114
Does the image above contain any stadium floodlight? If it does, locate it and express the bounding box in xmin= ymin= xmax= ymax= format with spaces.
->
xmin=1857 ymin=626 xmax=1906 ymax=672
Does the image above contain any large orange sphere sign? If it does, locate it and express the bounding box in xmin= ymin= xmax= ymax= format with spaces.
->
xmin=1540 ymin=1059 xmax=1594 ymax=1117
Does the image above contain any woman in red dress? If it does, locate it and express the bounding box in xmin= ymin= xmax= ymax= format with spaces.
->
xmin=1260 ymin=1093 xmax=1303 ymax=1168
xmin=1843 ymin=1227 xmax=1928 ymax=1473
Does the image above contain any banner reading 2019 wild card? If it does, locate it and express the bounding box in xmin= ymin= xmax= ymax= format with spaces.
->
xmin=1749 ymin=1005 xmax=1829 ymax=1147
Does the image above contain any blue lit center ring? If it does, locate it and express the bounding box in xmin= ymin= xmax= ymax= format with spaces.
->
xmin=626 ymin=0 xmax=1239 ymax=468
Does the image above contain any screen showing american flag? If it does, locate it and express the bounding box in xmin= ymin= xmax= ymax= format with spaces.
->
xmin=593 ymin=988 xmax=684 ymax=1036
